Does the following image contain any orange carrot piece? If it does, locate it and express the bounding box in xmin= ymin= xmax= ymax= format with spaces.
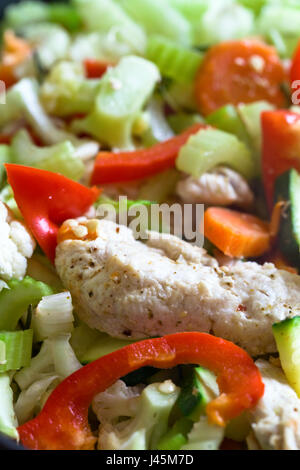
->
xmin=0 ymin=30 xmax=31 ymax=87
xmin=204 ymin=207 xmax=271 ymax=258
xmin=195 ymin=39 xmax=286 ymax=116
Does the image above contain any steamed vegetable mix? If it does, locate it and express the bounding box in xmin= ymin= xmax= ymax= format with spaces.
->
xmin=1 ymin=0 xmax=300 ymax=453
xmin=18 ymin=333 xmax=264 ymax=450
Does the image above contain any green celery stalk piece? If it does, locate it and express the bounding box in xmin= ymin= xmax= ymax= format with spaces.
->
xmin=11 ymin=129 xmax=85 ymax=181
xmin=0 ymin=277 xmax=53 ymax=331
xmin=4 ymin=1 xmax=49 ymax=28
xmin=206 ymin=104 xmax=249 ymax=143
xmin=48 ymin=4 xmax=82 ymax=32
xmin=117 ymin=0 xmax=192 ymax=45
xmin=147 ymin=35 xmax=203 ymax=83
xmin=72 ymin=56 xmax=160 ymax=150
xmin=157 ymin=417 xmax=192 ymax=450
xmin=0 ymin=373 xmax=18 ymax=440
xmin=73 ymin=0 xmax=146 ymax=54
xmin=0 ymin=330 xmax=33 ymax=373
xmin=176 ymin=128 xmax=256 ymax=180
xmin=168 ymin=113 xmax=204 ymax=134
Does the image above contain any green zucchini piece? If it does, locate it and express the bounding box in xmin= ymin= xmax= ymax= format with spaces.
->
xmin=274 ymin=169 xmax=300 ymax=268
xmin=273 ymin=316 xmax=300 ymax=397
xmin=176 ymin=365 xmax=218 ymax=421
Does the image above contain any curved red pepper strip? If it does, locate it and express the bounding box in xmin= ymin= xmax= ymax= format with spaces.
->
xmin=18 ymin=332 xmax=264 ymax=450
xmin=91 ymin=123 xmax=206 ymax=185
xmin=290 ymin=40 xmax=300 ymax=86
xmin=6 ymin=164 xmax=100 ymax=263
xmin=262 ymin=110 xmax=300 ymax=211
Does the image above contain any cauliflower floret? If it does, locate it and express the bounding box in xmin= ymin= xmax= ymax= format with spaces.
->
xmin=0 ymin=202 xmax=35 ymax=281
xmin=94 ymin=380 xmax=180 ymax=450
xmin=92 ymin=380 xmax=144 ymax=425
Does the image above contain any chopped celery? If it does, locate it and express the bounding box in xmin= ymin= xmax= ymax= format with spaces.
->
xmin=193 ymin=0 xmax=254 ymax=46
xmin=237 ymin=0 xmax=266 ymax=15
xmin=14 ymin=340 xmax=54 ymax=390
xmin=70 ymin=322 xmax=135 ymax=364
xmin=164 ymin=81 xmax=198 ymax=112
xmin=73 ymin=0 xmax=147 ymax=55
xmin=157 ymin=417 xmax=192 ymax=450
xmin=0 ymin=330 xmax=33 ymax=373
xmin=7 ymin=78 xmax=99 ymax=160
xmin=11 ymin=129 xmax=85 ymax=181
xmin=176 ymin=128 xmax=256 ymax=180
xmin=206 ymin=105 xmax=249 ymax=143
xmin=118 ymin=0 xmax=192 ymax=45
xmin=142 ymin=96 xmax=174 ymax=144
xmin=15 ymin=373 xmax=60 ymax=425
xmin=167 ymin=0 xmax=208 ymax=23
xmin=258 ymin=5 xmax=300 ymax=58
xmin=32 ymin=292 xmax=74 ymax=342
xmin=0 ymin=373 xmax=18 ymax=440
xmin=72 ymin=56 xmax=160 ymax=150
xmin=40 ymin=61 xmax=102 ymax=117
xmin=237 ymin=101 xmax=275 ymax=176
xmin=20 ymin=23 xmax=71 ymax=70
xmin=0 ymin=277 xmax=53 ymax=331
xmin=50 ymin=334 xmax=82 ymax=378
xmin=70 ymin=31 xmax=139 ymax=63
xmin=181 ymin=416 xmax=224 ymax=450
xmin=0 ymin=145 xmax=12 ymax=187
xmin=4 ymin=1 xmax=49 ymax=28
xmin=96 ymin=195 xmax=153 ymax=214
xmin=138 ymin=169 xmax=181 ymax=203
xmin=48 ymin=4 xmax=82 ymax=32
xmin=4 ymin=1 xmax=81 ymax=32
xmin=168 ymin=113 xmax=204 ymax=134
xmin=147 ymin=35 xmax=203 ymax=84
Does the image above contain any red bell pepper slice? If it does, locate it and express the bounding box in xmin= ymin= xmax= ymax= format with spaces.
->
xmin=5 ymin=164 xmax=100 ymax=263
xmin=83 ymin=59 xmax=113 ymax=79
xmin=290 ymin=41 xmax=300 ymax=86
xmin=91 ymin=123 xmax=206 ymax=185
xmin=262 ymin=110 xmax=300 ymax=211
xmin=18 ymin=332 xmax=264 ymax=450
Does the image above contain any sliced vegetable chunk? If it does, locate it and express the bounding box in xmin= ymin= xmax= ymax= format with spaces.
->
xmin=204 ymin=207 xmax=271 ymax=258
xmin=273 ymin=317 xmax=300 ymax=397
xmin=195 ymin=40 xmax=286 ymax=116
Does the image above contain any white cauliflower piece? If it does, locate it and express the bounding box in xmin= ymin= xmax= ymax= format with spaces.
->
xmin=92 ymin=380 xmax=144 ymax=425
xmin=0 ymin=202 xmax=35 ymax=281
xmin=176 ymin=166 xmax=254 ymax=208
xmin=95 ymin=380 xmax=179 ymax=450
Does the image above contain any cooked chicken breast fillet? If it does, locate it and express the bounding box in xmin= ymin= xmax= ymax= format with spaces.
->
xmin=248 ymin=360 xmax=300 ymax=450
xmin=176 ymin=167 xmax=254 ymax=208
xmin=55 ymin=220 xmax=300 ymax=356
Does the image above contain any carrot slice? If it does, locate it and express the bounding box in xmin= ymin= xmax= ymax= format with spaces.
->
xmin=195 ymin=39 xmax=286 ymax=116
xmin=204 ymin=207 xmax=271 ymax=258
xmin=0 ymin=30 xmax=31 ymax=87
